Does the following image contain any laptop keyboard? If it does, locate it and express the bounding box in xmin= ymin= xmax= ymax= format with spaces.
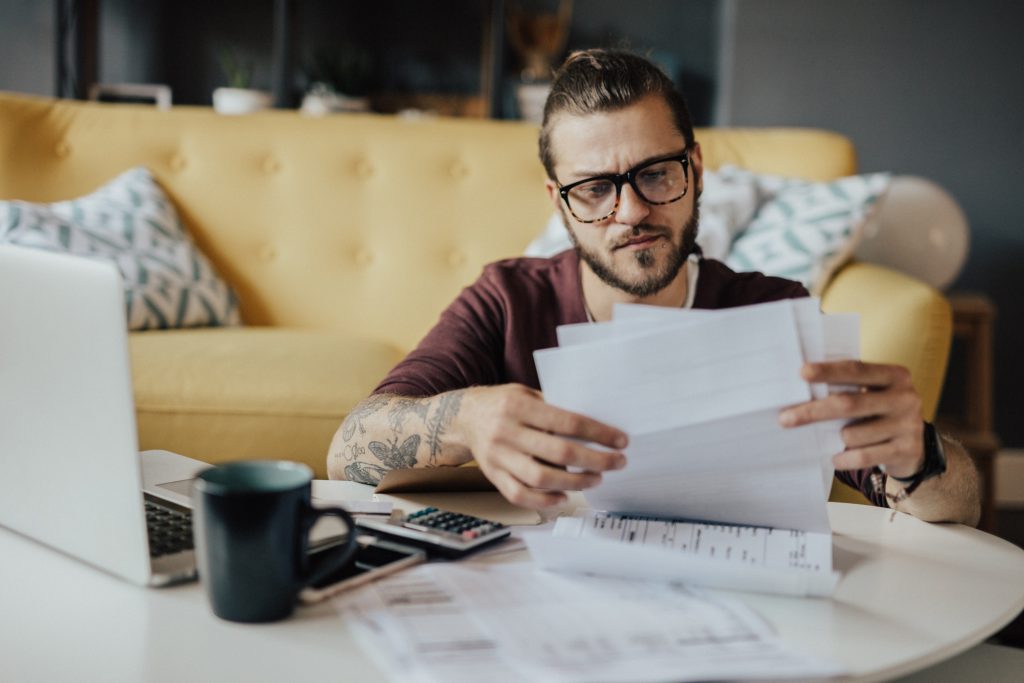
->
xmin=145 ymin=500 xmax=194 ymax=558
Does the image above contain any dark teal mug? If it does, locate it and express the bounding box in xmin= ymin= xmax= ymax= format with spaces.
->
xmin=193 ymin=460 xmax=357 ymax=623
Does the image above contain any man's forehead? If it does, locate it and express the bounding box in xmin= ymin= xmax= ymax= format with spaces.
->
xmin=547 ymin=95 xmax=686 ymax=177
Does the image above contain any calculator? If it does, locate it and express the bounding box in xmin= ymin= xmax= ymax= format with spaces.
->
xmin=355 ymin=507 xmax=511 ymax=558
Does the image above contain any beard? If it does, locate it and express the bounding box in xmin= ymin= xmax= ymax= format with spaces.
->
xmin=564 ymin=202 xmax=700 ymax=298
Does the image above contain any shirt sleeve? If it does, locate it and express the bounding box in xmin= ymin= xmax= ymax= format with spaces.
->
xmin=835 ymin=468 xmax=888 ymax=507
xmin=373 ymin=271 xmax=507 ymax=398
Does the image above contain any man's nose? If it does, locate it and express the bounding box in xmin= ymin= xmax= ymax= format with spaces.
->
xmin=613 ymin=183 xmax=651 ymax=226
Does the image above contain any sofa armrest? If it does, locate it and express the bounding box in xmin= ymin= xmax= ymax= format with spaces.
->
xmin=820 ymin=262 xmax=952 ymax=505
xmin=821 ymin=261 xmax=952 ymax=420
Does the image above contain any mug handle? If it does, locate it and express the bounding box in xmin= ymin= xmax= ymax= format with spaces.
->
xmin=301 ymin=506 xmax=359 ymax=588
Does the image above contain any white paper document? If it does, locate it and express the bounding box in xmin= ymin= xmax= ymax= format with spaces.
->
xmin=532 ymin=300 xmax=859 ymax=594
xmin=526 ymin=512 xmax=839 ymax=597
xmin=335 ymin=561 xmax=845 ymax=683
xmin=311 ymin=480 xmax=393 ymax=515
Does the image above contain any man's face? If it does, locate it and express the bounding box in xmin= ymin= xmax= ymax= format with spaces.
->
xmin=545 ymin=95 xmax=703 ymax=297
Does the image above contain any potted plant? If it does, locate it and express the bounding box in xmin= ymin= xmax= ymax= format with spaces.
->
xmin=299 ymin=47 xmax=374 ymax=116
xmin=212 ymin=47 xmax=272 ymax=115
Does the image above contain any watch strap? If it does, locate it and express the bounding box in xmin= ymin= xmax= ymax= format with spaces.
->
xmin=889 ymin=421 xmax=946 ymax=485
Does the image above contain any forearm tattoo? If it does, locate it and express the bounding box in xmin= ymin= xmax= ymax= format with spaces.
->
xmin=426 ymin=390 xmax=464 ymax=464
xmin=341 ymin=394 xmax=391 ymax=442
xmin=336 ymin=390 xmax=467 ymax=484
xmin=343 ymin=461 xmax=388 ymax=486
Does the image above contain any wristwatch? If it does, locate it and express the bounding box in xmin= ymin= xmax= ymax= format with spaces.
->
xmin=889 ymin=421 xmax=948 ymax=487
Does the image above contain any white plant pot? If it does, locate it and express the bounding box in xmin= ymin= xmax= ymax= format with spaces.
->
xmin=300 ymin=92 xmax=370 ymax=116
xmin=212 ymin=88 xmax=273 ymax=115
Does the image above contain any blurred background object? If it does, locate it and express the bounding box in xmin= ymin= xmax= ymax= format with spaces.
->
xmin=506 ymin=0 xmax=572 ymax=122
xmin=212 ymin=45 xmax=271 ymax=115
xmin=88 ymin=82 xmax=171 ymax=109
xmin=856 ymin=176 xmax=970 ymax=291
xmin=300 ymin=46 xmax=373 ymax=115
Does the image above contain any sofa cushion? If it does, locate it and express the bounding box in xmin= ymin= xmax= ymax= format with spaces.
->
xmin=130 ymin=328 xmax=405 ymax=478
xmin=0 ymin=166 xmax=240 ymax=330
xmin=725 ymin=172 xmax=891 ymax=294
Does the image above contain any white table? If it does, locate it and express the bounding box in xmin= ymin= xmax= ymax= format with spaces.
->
xmin=1 ymin=503 xmax=1022 ymax=682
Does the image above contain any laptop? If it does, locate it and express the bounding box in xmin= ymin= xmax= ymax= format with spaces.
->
xmin=0 ymin=244 xmax=206 ymax=586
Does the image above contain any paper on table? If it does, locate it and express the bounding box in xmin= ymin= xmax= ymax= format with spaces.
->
xmin=556 ymin=511 xmax=833 ymax=571
xmin=526 ymin=533 xmax=839 ymax=599
xmin=336 ymin=561 xmax=845 ymax=683
xmin=523 ymin=510 xmax=839 ymax=598
xmin=311 ymin=480 xmax=393 ymax=514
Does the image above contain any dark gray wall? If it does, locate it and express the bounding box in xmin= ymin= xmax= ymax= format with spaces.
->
xmin=0 ymin=0 xmax=162 ymax=97
xmin=566 ymin=0 xmax=720 ymax=123
xmin=720 ymin=0 xmax=1024 ymax=445
xmin=100 ymin=0 xmax=164 ymax=86
xmin=0 ymin=0 xmax=55 ymax=96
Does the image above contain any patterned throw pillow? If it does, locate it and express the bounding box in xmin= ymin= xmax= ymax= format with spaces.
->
xmin=0 ymin=167 xmax=240 ymax=330
xmin=726 ymin=173 xmax=891 ymax=294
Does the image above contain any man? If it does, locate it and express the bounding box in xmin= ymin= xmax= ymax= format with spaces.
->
xmin=328 ymin=49 xmax=980 ymax=526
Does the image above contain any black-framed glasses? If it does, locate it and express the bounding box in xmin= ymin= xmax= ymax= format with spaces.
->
xmin=557 ymin=151 xmax=691 ymax=223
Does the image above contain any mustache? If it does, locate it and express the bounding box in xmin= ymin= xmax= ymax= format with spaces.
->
xmin=612 ymin=225 xmax=671 ymax=249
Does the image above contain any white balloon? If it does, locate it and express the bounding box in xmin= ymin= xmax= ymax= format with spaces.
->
xmin=855 ymin=176 xmax=969 ymax=291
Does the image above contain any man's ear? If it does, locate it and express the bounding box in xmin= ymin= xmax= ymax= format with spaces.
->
xmin=690 ymin=141 xmax=704 ymax=196
xmin=545 ymin=179 xmax=562 ymax=211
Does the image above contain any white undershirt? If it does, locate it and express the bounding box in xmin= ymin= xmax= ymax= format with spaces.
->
xmin=683 ymin=253 xmax=700 ymax=309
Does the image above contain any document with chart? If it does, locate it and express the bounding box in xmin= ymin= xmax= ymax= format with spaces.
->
xmin=337 ymin=561 xmax=846 ymax=683
xmin=530 ymin=299 xmax=859 ymax=596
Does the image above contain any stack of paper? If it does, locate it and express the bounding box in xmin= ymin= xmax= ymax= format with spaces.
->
xmin=529 ymin=299 xmax=859 ymax=596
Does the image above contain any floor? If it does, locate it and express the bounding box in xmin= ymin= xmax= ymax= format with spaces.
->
xmin=986 ymin=508 xmax=1024 ymax=648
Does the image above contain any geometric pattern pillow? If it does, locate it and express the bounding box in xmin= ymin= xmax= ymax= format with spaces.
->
xmin=725 ymin=173 xmax=891 ymax=294
xmin=0 ymin=167 xmax=241 ymax=330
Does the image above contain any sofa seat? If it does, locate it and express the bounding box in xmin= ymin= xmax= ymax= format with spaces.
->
xmin=129 ymin=328 xmax=404 ymax=477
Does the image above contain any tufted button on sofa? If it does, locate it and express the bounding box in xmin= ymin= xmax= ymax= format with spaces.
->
xmin=0 ymin=93 xmax=950 ymax=496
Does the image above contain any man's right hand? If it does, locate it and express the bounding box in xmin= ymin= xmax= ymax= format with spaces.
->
xmin=456 ymin=384 xmax=628 ymax=509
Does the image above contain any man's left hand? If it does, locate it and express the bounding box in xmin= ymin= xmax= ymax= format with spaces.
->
xmin=778 ymin=360 xmax=924 ymax=478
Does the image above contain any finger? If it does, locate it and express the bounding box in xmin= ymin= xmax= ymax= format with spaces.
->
xmin=840 ymin=416 xmax=904 ymax=449
xmin=780 ymin=390 xmax=900 ymax=427
xmin=521 ymin=398 xmax=628 ymax=450
xmin=801 ymin=361 xmax=912 ymax=389
xmin=485 ymin=466 xmax=567 ymax=509
xmin=832 ymin=442 xmax=899 ymax=471
xmin=832 ymin=434 xmax=921 ymax=473
xmin=499 ymin=446 xmax=604 ymax=491
xmin=514 ymin=429 xmax=626 ymax=473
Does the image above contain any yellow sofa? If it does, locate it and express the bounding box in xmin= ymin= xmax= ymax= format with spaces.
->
xmin=0 ymin=92 xmax=950 ymax=501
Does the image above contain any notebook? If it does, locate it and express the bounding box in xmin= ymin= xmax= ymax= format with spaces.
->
xmin=0 ymin=244 xmax=205 ymax=586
